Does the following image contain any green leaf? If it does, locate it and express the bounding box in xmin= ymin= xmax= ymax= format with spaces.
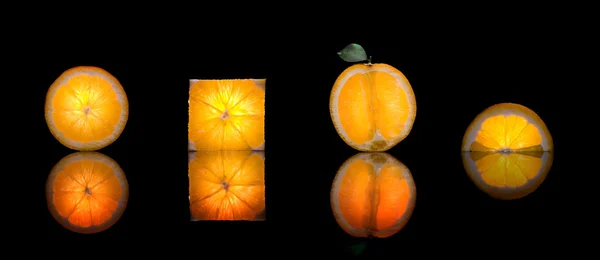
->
xmin=347 ymin=242 xmax=367 ymax=255
xmin=338 ymin=43 xmax=368 ymax=62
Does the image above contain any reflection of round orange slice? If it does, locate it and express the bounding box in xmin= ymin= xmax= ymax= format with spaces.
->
xmin=188 ymin=79 xmax=265 ymax=151
xmin=461 ymin=103 xmax=553 ymax=152
xmin=189 ymin=151 xmax=265 ymax=220
xmin=462 ymin=151 xmax=553 ymax=200
xmin=45 ymin=66 xmax=129 ymax=151
xmin=330 ymin=153 xmax=416 ymax=238
xmin=330 ymin=64 xmax=417 ymax=152
xmin=46 ymin=152 xmax=128 ymax=234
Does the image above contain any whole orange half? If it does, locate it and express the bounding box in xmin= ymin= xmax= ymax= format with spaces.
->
xmin=330 ymin=64 xmax=417 ymax=152
xmin=462 ymin=103 xmax=553 ymax=152
xmin=45 ymin=66 xmax=129 ymax=151
xmin=189 ymin=150 xmax=265 ymax=221
xmin=462 ymin=151 xmax=553 ymax=200
xmin=46 ymin=152 xmax=128 ymax=234
xmin=330 ymin=153 xmax=416 ymax=238
xmin=188 ymin=79 xmax=265 ymax=151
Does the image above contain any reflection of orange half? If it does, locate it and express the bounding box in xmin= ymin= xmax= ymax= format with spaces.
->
xmin=462 ymin=151 xmax=553 ymax=200
xmin=189 ymin=151 xmax=265 ymax=221
xmin=46 ymin=152 xmax=128 ymax=234
xmin=330 ymin=153 xmax=416 ymax=238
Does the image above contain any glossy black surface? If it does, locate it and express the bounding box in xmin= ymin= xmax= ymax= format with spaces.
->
xmin=26 ymin=27 xmax=565 ymax=254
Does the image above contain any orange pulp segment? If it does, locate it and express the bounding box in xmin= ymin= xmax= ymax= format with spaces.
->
xmin=45 ymin=66 xmax=129 ymax=151
xmin=46 ymin=152 xmax=128 ymax=234
xmin=189 ymin=150 xmax=265 ymax=220
xmin=330 ymin=64 xmax=417 ymax=151
xmin=189 ymin=79 xmax=265 ymax=151
xmin=462 ymin=103 xmax=553 ymax=152
xmin=331 ymin=153 xmax=416 ymax=238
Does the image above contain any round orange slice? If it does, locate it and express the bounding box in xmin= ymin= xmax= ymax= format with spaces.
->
xmin=330 ymin=153 xmax=416 ymax=238
xmin=46 ymin=152 xmax=128 ymax=234
xmin=330 ymin=64 xmax=417 ymax=152
xmin=462 ymin=151 xmax=553 ymax=200
xmin=45 ymin=66 xmax=129 ymax=151
xmin=462 ymin=103 xmax=553 ymax=152
xmin=189 ymin=150 xmax=265 ymax=220
xmin=188 ymin=79 xmax=265 ymax=151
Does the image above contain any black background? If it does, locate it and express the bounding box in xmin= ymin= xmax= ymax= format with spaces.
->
xmin=25 ymin=17 xmax=567 ymax=255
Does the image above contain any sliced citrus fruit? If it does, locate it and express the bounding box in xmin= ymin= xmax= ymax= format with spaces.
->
xmin=462 ymin=151 xmax=553 ymax=200
xmin=46 ymin=152 xmax=128 ymax=234
xmin=330 ymin=153 xmax=416 ymax=238
xmin=188 ymin=79 xmax=265 ymax=151
xmin=330 ymin=64 xmax=417 ymax=152
xmin=189 ymin=150 xmax=265 ymax=221
xmin=462 ymin=103 xmax=553 ymax=152
xmin=45 ymin=66 xmax=129 ymax=151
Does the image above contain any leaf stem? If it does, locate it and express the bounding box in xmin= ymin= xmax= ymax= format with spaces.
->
xmin=367 ymin=56 xmax=372 ymax=66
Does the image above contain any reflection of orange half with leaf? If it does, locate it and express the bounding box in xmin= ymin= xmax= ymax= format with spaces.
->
xmin=330 ymin=153 xmax=416 ymax=238
xmin=330 ymin=64 xmax=417 ymax=152
xmin=45 ymin=66 xmax=129 ymax=151
xmin=188 ymin=79 xmax=265 ymax=151
xmin=189 ymin=151 xmax=265 ymax=221
xmin=462 ymin=151 xmax=553 ymax=200
xmin=46 ymin=152 xmax=128 ymax=234
xmin=462 ymin=103 xmax=553 ymax=152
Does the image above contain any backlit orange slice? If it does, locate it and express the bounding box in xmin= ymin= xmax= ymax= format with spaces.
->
xmin=46 ymin=152 xmax=128 ymax=234
xmin=45 ymin=66 xmax=129 ymax=151
xmin=330 ymin=153 xmax=416 ymax=238
xmin=330 ymin=64 xmax=417 ymax=152
xmin=462 ymin=103 xmax=553 ymax=152
xmin=189 ymin=150 xmax=265 ymax=221
xmin=188 ymin=79 xmax=265 ymax=151
xmin=462 ymin=151 xmax=553 ymax=200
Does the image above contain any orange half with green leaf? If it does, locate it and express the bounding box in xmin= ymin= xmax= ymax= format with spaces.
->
xmin=46 ymin=152 xmax=128 ymax=234
xmin=189 ymin=79 xmax=265 ymax=151
xmin=189 ymin=150 xmax=265 ymax=221
xmin=45 ymin=66 xmax=129 ymax=151
xmin=331 ymin=153 xmax=416 ymax=238
xmin=462 ymin=151 xmax=553 ymax=200
xmin=462 ymin=103 xmax=553 ymax=152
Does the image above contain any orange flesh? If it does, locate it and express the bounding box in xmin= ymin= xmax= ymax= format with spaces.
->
xmin=51 ymin=74 xmax=122 ymax=143
xmin=336 ymin=159 xmax=410 ymax=232
xmin=189 ymin=151 xmax=265 ymax=220
xmin=472 ymin=115 xmax=543 ymax=151
xmin=474 ymin=153 xmax=542 ymax=188
xmin=337 ymin=71 xmax=410 ymax=145
xmin=52 ymin=159 xmax=123 ymax=228
xmin=189 ymin=80 xmax=265 ymax=151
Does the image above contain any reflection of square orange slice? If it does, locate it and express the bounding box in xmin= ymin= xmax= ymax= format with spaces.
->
xmin=188 ymin=79 xmax=265 ymax=151
xmin=188 ymin=151 xmax=265 ymax=221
